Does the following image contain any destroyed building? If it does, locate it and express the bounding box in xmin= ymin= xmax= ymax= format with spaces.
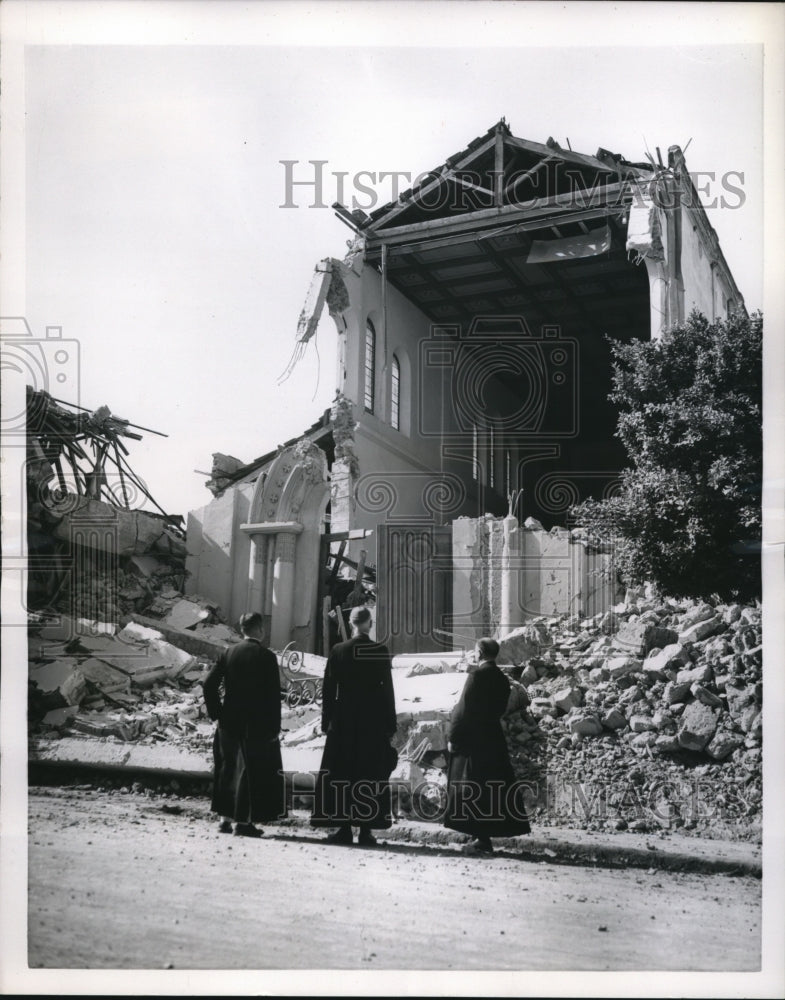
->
xmin=186 ymin=121 xmax=746 ymax=654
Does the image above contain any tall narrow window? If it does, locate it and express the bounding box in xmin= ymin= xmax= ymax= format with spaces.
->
xmin=472 ymin=423 xmax=478 ymax=481
xmin=488 ymin=425 xmax=495 ymax=489
xmin=505 ymin=449 xmax=512 ymax=497
xmin=391 ymin=354 xmax=400 ymax=430
xmin=364 ymin=320 xmax=376 ymax=413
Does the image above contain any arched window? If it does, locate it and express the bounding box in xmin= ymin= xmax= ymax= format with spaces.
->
xmin=488 ymin=424 xmax=495 ymax=489
xmin=391 ymin=355 xmax=401 ymax=430
xmin=364 ymin=320 xmax=376 ymax=413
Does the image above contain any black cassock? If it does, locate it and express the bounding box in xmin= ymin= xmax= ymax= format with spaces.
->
xmin=311 ymin=633 xmax=397 ymax=829
xmin=444 ymin=661 xmax=530 ymax=838
xmin=203 ymin=638 xmax=287 ymax=824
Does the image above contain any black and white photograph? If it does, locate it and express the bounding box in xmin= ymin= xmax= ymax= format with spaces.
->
xmin=1 ymin=1 xmax=783 ymax=996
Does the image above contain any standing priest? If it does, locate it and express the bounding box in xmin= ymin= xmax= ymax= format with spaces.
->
xmin=203 ymin=611 xmax=287 ymax=837
xmin=312 ymin=606 xmax=397 ymax=846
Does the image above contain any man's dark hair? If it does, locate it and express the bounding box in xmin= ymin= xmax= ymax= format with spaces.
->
xmin=477 ymin=637 xmax=500 ymax=661
xmin=239 ymin=612 xmax=262 ymax=634
xmin=349 ymin=606 xmax=372 ymax=626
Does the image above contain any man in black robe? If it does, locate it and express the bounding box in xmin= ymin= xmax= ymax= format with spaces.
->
xmin=203 ymin=612 xmax=287 ymax=837
xmin=311 ymin=606 xmax=397 ymax=846
xmin=444 ymin=636 xmax=530 ymax=854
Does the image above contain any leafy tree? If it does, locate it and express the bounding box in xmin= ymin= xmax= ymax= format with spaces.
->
xmin=571 ymin=310 xmax=762 ymax=601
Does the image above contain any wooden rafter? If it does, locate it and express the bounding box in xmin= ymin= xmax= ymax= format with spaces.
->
xmin=504 ymin=133 xmax=625 ymax=178
xmin=366 ymin=133 xmax=498 ymax=233
xmin=449 ymin=174 xmax=495 ymax=200
xmin=504 ymin=155 xmax=557 ymax=200
xmin=494 ymin=128 xmax=505 ymax=206
xmin=398 ymin=251 xmax=475 ymax=323
xmin=364 ymin=180 xmax=632 ymax=247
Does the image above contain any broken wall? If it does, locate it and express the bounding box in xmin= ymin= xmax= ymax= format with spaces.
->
xmin=185 ymin=481 xmax=253 ymax=624
xmin=451 ymin=514 xmax=623 ymax=645
xmin=679 ymin=202 xmax=739 ymax=322
xmin=329 ymin=257 xmax=494 ymax=572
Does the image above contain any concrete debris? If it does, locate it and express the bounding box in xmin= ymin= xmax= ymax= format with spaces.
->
xmin=406 ymin=659 xmax=460 ymax=678
xmin=29 ymin=660 xmax=87 ymax=706
xmin=497 ymin=624 xmax=548 ymax=665
xmin=678 ymin=615 xmax=725 ymax=645
xmin=28 ymin=590 xmax=762 ymax=840
xmin=569 ymin=713 xmax=603 ymax=737
xmin=553 ymin=686 xmax=582 ymax=713
xmin=496 ymin=595 xmax=761 ymax=836
xmin=193 ymin=624 xmax=241 ymax=644
xmin=676 ymin=663 xmax=713 ymax=686
xmin=407 ymin=718 xmax=450 ymax=753
xmin=164 ymin=599 xmax=212 ymax=631
xmin=601 ymin=708 xmax=626 ymax=730
xmin=690 ymin=683 xmax=724 ymax=708
xmin=611 ymin=622 xmax=679 ymax=657
xmin=77 ymin=658 xmax=132 ymax=694
xmin=42 ymin=706 xmax=79 ymax=728
xmin=506 ymin=679 xmax=532 ymax=715
xmin=128 ymin=613 xmax=240 ymax=660
xmin=677 ymin=701 xmax=720 ymax=751
xmin=115 ymin=623 xmax=196 ymax=680
xmin=629 ymin=715 xmax=657 ymax=733
xmin=642 ymin=643 xmax=688 ymax=677
xmin=707 ymin=731 xmax=743 ymax=761
xmin=607 ymin=655 xmax=643 ymax=679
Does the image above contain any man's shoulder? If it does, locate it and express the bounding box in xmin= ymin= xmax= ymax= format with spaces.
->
xmin=227 ymin=639 xmax=277 ymax=661
xmin=355 ymin=638 xmax=391 ymax=663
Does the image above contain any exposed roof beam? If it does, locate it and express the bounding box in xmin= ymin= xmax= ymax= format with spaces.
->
xmin=504 ymin=133 xmax=628 ymax=177
xmin=494 ymin=128 xmax=505 ymax=206
xmin=373 ymin=212 xmax=619 ymax=265
xmin=365 ymin=133 xmax=498 ymax=233
xmin=365 ymin=180 xmax=631 ymax=245
xmin=450 ymin=175 xmax=495 ymax=199
xmin=395 ymin=251 xmax=475 ymax=323
xmin=503 ymin=155 xmax=556 ymax=199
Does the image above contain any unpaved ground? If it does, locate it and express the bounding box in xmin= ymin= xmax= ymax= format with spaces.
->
xmin=27 ymin=786 xmax=760 ymax=971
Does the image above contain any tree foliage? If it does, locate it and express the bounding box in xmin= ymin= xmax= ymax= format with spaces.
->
xmin=571 ymin=310 xmax=762 ymax=601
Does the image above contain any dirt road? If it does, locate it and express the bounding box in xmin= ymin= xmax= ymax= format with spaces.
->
xmin=27 ymin=786 xmax=760 ymax=971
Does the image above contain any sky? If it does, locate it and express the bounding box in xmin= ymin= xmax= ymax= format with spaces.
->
xmin=16 ymin=11 xmax=769 ymax=520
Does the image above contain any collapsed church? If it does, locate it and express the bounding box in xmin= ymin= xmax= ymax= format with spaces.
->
xmin=185 ymin=121 xmax=745 ymax=655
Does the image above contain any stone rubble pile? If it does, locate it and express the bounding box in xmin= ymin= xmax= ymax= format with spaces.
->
xmin=28 ymin=610 xmax=318 ymax=755
xmin=27 ymin=613 xmax=219 ymax=743
xmin=499 ymin=592 xmax=762 ymax=836
xmin=27 ymin=588 xmax=763 ymax=840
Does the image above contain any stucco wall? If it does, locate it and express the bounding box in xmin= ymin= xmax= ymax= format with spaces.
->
xmin=451 ymin=515 xmax=623 ymax=644
xmin=332 ymin=258 xmax=498 ymax=570
xmin=185 ymin=480 xmax=253 ymax=623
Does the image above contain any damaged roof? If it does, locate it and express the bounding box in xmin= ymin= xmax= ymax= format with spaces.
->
xmin=359 ymin=118 xmax=652 ymax=233
xmin=206 ymin=408 xmax=333 ymax=497
xmin=336 ymin=120 xmax=740 ymax=334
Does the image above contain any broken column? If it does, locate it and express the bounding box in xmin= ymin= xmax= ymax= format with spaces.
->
xmin=499 ymin=513 xmax=521 ymax=636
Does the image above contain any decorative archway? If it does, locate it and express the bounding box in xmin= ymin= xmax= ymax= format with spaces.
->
xmin=241 ymin=439 xmax=329 ymax=650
